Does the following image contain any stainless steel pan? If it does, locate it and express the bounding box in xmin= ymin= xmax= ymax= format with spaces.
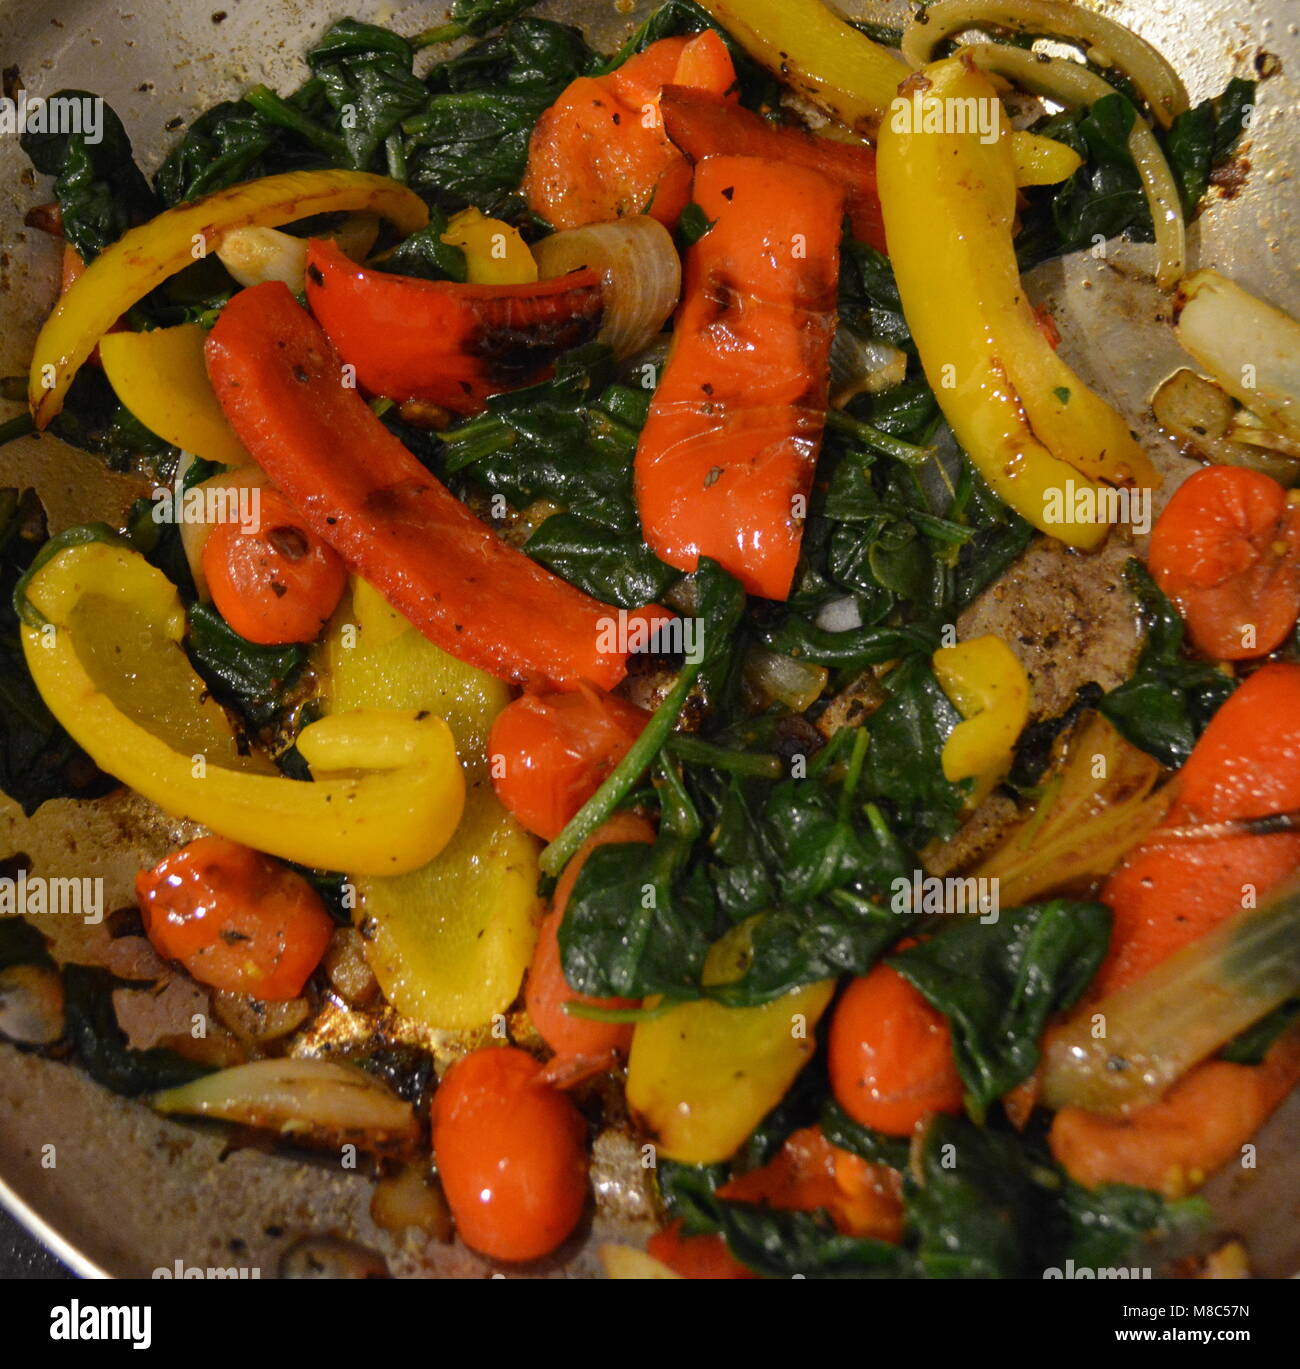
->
xmin=0 ymin=0 xmax=1296 ymax=1278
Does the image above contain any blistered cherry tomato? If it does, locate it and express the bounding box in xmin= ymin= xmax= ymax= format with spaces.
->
xmin=431 ymin=1046 xmax=588 ymax=1262
xmin=828 ymin=962 xmax=965 ymax=1136
xmin=488 ymin=687 xmax=648 ymax=840
xmin=136 ymin=835 xmax=332 ymax=1000
xmin=202 ymin=485 xmax=347 ymax=645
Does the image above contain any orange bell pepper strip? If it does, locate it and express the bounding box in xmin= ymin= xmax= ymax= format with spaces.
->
xmin=660 ymin=86 xmax=887 ymax=254
xmin=607 ymin=31 xmax=737 ymax=109
xmin=717 ymin=1125 xmax=905 ymax=1243
xmin=634 ymin=155 xmax=843 ymax=600
xmin=523 ymin=34 xmax=737 ymax=232
xmin=1095 ymin=663 xmax=1300 ymax=996
xmin=1049 ymin=1028 xmax=1300 ymax=1197
xmin=646 ymin=1220 xmax=756 ymax=1279
xmin=205 ymin=281 xmax=671 ymax=691
xmin=303 ymin=238 xmax=602 ymax=416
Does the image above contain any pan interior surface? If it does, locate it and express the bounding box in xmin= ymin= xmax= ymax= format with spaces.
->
xmin=0 ymin=0 xmax=1295 ymax=1278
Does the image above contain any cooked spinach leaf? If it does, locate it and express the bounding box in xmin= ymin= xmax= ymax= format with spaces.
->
xmin=862 ymin=654 xmax=965 ymax=846
xmin=1099 ymin=559 xmax=1235 ymax=768
xmin=889 ymin=900 xmax=1112 ymax=1116
xmin=21 ymin=90 xmax=157 ymax=260
xmin=907 ymin=1114 xmax=1045 ymax=1278
xmin=560 ymin=758 xmax=717 ymax=999
xmin=1164 ymin=77 xmax=1256 ymax=215
xmin=1219 ymin=999 xmax=1300 ymax=1065
xmin=405 ymin=19 xmax=594 ymax=217
xmin=419 ymin=1 xmax=545 ymax=44
xmin=721 ymin=1203 xmax=914 ymax=1278
xmin=0 ymin=915 xmax=55 ymax=972
xmin=1017 ymin=79 xmax=1255 ymax=272
xmin=45 ymin=367 xmax=180 ymax=481
xmin=524 ymin=511 xmax=679 ymax=610
xmin=0 ymin=490 xmax=114 ymax=815
xmin=186 ymin=602 xmax=307 ymax=738
xmin=154 ymin=99 xmax=315 ymax=206
xmin=819 ymin=1098 xmax=911 ymax=1171
xmin=377 ymin=207 xmax=468 ymax=282
xmin=1060 ymin=1181 xmax=1208 ymax=1270
xmin=309 ymin=20 xmax=429 ymax=175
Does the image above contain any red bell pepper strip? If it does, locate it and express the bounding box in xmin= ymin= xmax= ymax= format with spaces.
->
xmin=303 ymin=238 xmax=603 ymax=415
xmin=634 ymin=155 xmax=843 ymax=600
xmin=1147 ymin=465 xmax=1300 ymax=661
xmin=205 ymin=281 xmax=670 ymax=691
xmin=659 ymin=86 xmax=888 ymax=254
xmin=522 ymin=34 xmax=737 ymax=233
xmin=1095 ymin=663 xmax=1300 ymax=995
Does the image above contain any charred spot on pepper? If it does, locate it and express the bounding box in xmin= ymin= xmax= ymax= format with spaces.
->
xmin=468 ymin=286 xmax=604 ymax=388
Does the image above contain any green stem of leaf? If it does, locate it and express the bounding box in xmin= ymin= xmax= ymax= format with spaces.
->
xmin=665 ymin=733 xmax=783 ymax=779
xmin=0 ymin=413 xmax=35 ymax=448
xmin=539 ymin=660 xmax=702 ymax=877
xmin=827 ymin=409 xmax=936 ymax=468
xmin=411 ymin=23 xmax=464 ymax=49
xmin=244 ymin=86 xmax=347 ymax=159
xmin=562 ymin=997 xmax=680 ymax=1024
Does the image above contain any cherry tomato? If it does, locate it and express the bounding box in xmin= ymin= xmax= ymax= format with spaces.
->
xmin=828 ymin=962 xmax=965 ymax=1137
xmin=136 ymin=835 xmax=333 ymax=1000
xmin=488 ymin=686 xmax=649 ymax=840
xmin=646 ymin=1219 xmax=755 ymax=1279
xmin=431 ymin=1046 xmax=588 ymax=1262
xmin=202 ymin=485 xmax=347 ymax=645
xmin=1148 ymin=465 xmax=1300 ymax=660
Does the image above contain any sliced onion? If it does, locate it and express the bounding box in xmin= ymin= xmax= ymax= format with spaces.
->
xmin=369 ymin=1164 xmax=453 ymax=1241
xmin=814 ymin=595 xmax=863 ymax=633
xmin=829 ymin=328 xmax=908 ymax=406
xmin=1230 ymin=411 xmax=1300 ymax=461
xmin=175 ymin=456 xmax=269 ymax=601
xmin=217 ymin=226 xmax=309 ymax=291
xmin=963 ymin=43 xmax=1186 ymax=288
xmin=533 ymin=216 xmax=681 ymax=359
xmin=211 ymin=991 xmax=310 ymax=1046
xmin=152 ymin=1057 xmax=420 ymax=1153
xmin=1040 ymin=875 xmax=1300 ymax=1114
xmin=743 ymin=646 xmax=829 ymax=713
xmin=1174 ymin=269 xmax=1300 ymax=441
xmin=975 ymin=712 xmax=1170 ymax=906
xmin=332 ymin=211 xmax=381 ymax=263
xmin=902 ymin=0 xmax=1189 ymax=126
xmin=218 ymin=213 xmax=381 ymax=291
xmin=1152 ymin=368 xmax=1300 ymax=486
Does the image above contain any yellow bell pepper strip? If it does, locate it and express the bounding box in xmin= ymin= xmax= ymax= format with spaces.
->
xmin=28 ymin=169 xmax=427 ymax=429
xmin=877 ymin=59 xmax=1158 ymax=549
xmin=696 ymin=0 xmax=907 ymax=133
xmin=18 ymin=538 xmax=464 ymax=876
xmin=626 ymin=919 xmax=835 ymax=1165
xmin=321 ymin=581 xmax=540 ymax=1031
xmin=441 ymin=207 xmax=538 ymax=286
xmin=1009 ymin=130 xmax=1083 ymax=187
xmin=933 ymin=635 xmax=1031 ymax=807
xmin=98 ymin=323 xmax=253 ymax=467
